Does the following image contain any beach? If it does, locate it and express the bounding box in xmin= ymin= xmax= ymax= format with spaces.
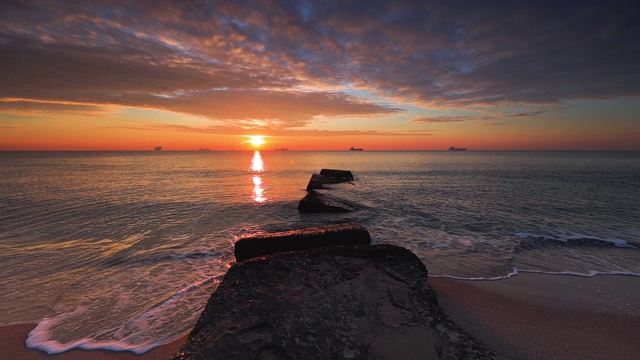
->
xmin=429 ymin=273 xmax=640 ymax=360
xmin=0 ymin=324 xmax=185 ymax=360
xmin=3 ymin=273 xmax=637 ymax=359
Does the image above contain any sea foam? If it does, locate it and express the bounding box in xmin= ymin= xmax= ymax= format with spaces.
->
xmin=26 ymin=275 xmax=222 ymax=354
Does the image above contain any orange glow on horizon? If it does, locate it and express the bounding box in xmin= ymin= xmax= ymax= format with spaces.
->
xmin=1 ymin=117 xmax=638 ymax=151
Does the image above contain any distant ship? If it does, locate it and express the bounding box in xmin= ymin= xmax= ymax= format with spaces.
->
xmin=274 ymin=148 xmax=288 ymax=151
xmin=349 ymin=147 xmax=363 ymax=151
xmin=198 ymin=148 xmax=210 ymax=151
xmin=449 ymin=146 xmax=467 ymax=151
xmin=154 ymin=146 xmax=162 ymax=151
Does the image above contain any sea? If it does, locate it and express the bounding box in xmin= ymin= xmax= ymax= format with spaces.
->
xmin=1 ymin=150 xmax=639 ymax=354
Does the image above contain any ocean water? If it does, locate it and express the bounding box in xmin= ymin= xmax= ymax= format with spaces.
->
xmin=0 ymin=150 xmax=638 ymax=354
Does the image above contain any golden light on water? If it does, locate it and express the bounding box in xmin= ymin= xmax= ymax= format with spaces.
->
xmin=250 ymin=150 xmax=266 ymax=202
xmin=252 ymin=175 xmax=266 ymax=203
xmin=251 ymin=150 xmax=264 ymax=172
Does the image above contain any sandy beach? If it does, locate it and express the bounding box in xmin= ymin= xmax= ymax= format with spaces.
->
xmin=429 ymin=273 xmax=640 ymax=360
xmin=2 ymin=273 xmax=639 ymax=359
xmin=0 ymin=324 xmax=185 ymax=360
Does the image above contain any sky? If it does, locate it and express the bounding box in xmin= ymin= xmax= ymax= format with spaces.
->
xmin=1 ymin=0 xmax=639 ymax=150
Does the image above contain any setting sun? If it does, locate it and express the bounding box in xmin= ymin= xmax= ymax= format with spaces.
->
xmin=248 ymin=136 xmax=266 ymax=147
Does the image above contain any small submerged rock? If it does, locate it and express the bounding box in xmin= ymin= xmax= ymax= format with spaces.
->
xmin=299 ymin=168 xmax=360 ymax=213
xmin=298 ymin=191 xmax=358 ymax=213
xmin=319 ymin=169 xmax=354 ymax=181
xmin=172 ymin=244 xmax=495 ymax=360
xmin=306 ymin=169 xmax=354 ymax=191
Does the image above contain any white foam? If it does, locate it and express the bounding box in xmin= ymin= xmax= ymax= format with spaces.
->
xmin=26 ymin=275 xmax=222 ymax=355
xmin=431 ymin=268 xmax=640 ymax=281
xmin=430 ymin=268 xmax=520 ymax=281
xmin=26 ymin=306 xmax=91 ymax=354
xmin=517 ymin=269 xmax=640 ymax=278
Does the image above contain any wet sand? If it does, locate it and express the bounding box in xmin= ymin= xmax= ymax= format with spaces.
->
xmin=0 ymin=324 xmax=185 ymax=360
xmin=3 ymin=274 xmax=639 ymax=360
xmin=429 ymin=273 xmax=640 ymax=360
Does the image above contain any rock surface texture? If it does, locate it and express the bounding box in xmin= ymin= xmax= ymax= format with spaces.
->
xmin=305 ymin=170 xmax=354 ymax=191
xmin=298 ymin=190 xmax=357 ymax=213
xmin=172 ymin=245 xmax=495 ymax=360
xmin=319 ymin=169 xmax=354 ymax=181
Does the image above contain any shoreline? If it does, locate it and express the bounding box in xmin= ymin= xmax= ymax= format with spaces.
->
xmin=3 ymin=273 xmax=639 ymax=359
xmin=429 ymin=273 xmax=640 ymax=360
xmin=0 ymin=324 xmax=186 ymax=360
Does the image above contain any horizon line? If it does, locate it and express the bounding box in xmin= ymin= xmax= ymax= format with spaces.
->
xmin=1 ymin=149 xmax=638 ymax=152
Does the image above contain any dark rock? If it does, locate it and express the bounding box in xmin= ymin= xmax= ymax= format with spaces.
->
xmin=306 ymin=173 xmax=353 ymax=190
xmin=298 ymin=190 xmax=356 ymax=213
xmin=234 ymin=222 xmax=370 ymax=262
xmin=173 ymin=245 xmax=496 ymax=360
xmin=319 ymin=169 xmax=354 ymax=181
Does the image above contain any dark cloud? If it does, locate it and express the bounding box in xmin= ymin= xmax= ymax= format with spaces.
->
xmin=412 ymin=109 xmax=550 ymax=124
xmin=504 ymin=111 xmax=547 ymax=118
xmin=1 ymin=0 xmax=638 ymax=128
xmin=0 ymin=34 xmax=288 ymax=95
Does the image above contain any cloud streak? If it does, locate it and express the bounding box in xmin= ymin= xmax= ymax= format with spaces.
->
xmin=413 ymin=116 xmax=474 ymax=124
xmin=98 ymin=119 xmax=435 ymax=137
xmin=412 ymin=109 xmax=554 ymax=124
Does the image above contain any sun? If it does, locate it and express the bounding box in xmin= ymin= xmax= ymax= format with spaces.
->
xmin=248 ymin=135 xmax=266 ymax=147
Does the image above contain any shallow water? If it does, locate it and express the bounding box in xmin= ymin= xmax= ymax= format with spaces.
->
xmin=1 ymin=150 xmax=638 ymax=353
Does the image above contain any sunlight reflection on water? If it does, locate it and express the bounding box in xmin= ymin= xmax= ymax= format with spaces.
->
xmin=252 ymin=175 xmax=266 ymax=203
xmin=250 ymin=151 xmax=264 ymax=172
xmin=250 ymin=151 xmax=266 ymax=203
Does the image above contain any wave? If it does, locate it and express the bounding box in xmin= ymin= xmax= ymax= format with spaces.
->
xmin=26 ymin=275 xmax=223 ymax=355
xmin=515 ymin=231 xmax=637 ymax=248
xmin=429 ymin=268 xmax=519 ymax=281
xmin=101 ymin=249 xmax=223 ymax=268
xmin=430 ymin=268 xmax=640 ymax=282
xmin=516 ymin=269 xmax=640 ymax=278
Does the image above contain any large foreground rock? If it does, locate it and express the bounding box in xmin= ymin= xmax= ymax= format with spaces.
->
xmin=234 ymin=223 xmax=371 ymax=262
xmin=172 ymin=245 xmax=495 ymax=360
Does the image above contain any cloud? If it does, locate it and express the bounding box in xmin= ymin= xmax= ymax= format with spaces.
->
xmin=160 ymin=90 xmax=401 ymax=127
xmin=0 ymin=34 xmax=286 ymax=95
xmin=1 ymin=90 xmax=400 ymax=129
xmin=413 ymin=116 xmax=474 ymax=124
xmin=98 ymin=119 xmax=435 ymax=137
xmin=0 ymin=32 xmax=399 ymax=127
xmin=412 ymin=109 xmax=552 ymax=124
xmin=1 ymin=0 xmax=638 ymax=129
xmin=0 ymin=99 xmax=106 ymax=116
xmin=504 ymin=111 xmax=547 ymax=118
